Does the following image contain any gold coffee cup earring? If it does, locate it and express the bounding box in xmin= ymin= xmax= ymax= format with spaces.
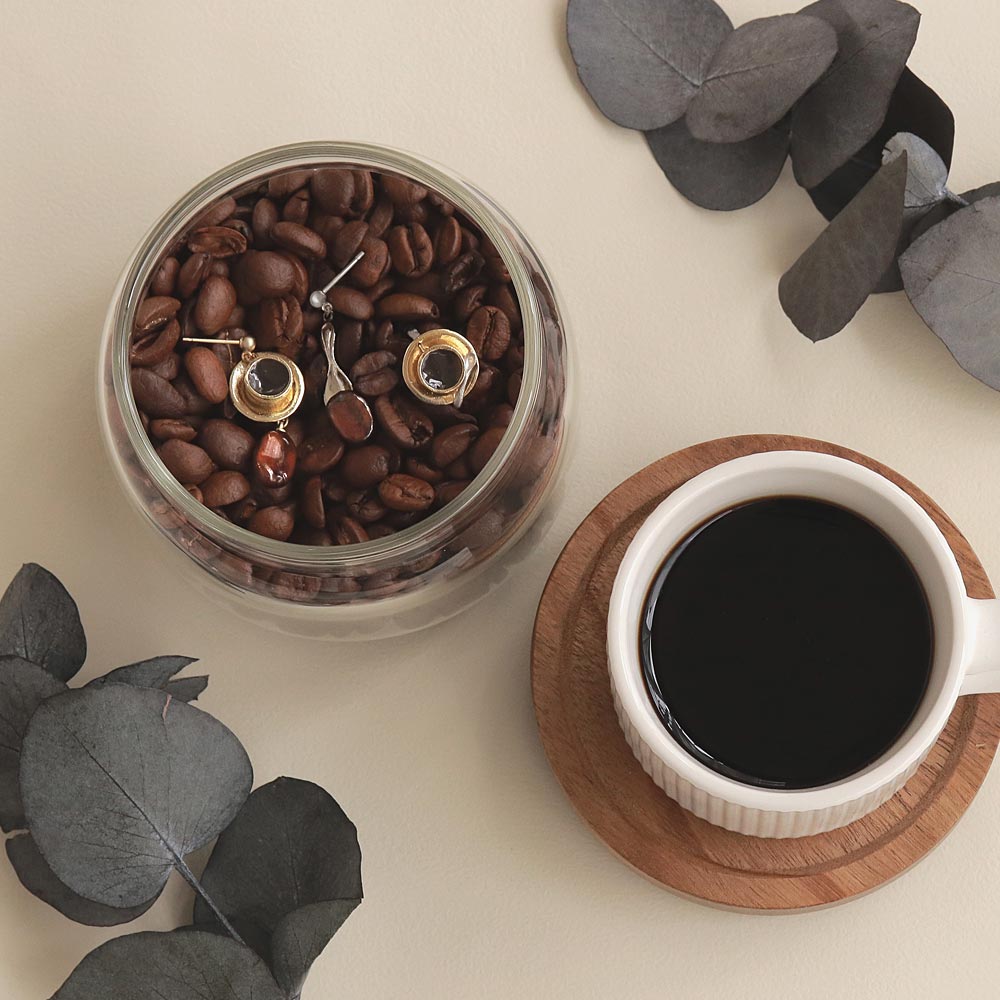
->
xmin=402 ymin=329 xmax=480 ymax=407
xmin=181 ymin=334 xmax=305 ymax=425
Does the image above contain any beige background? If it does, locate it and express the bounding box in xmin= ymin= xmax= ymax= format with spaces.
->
xmin=2 ymin=0 xmax=999 ymax=996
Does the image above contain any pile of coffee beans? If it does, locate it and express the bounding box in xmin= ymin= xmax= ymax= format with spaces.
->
xmin=129 ymin=166 xmax=524 ymax=545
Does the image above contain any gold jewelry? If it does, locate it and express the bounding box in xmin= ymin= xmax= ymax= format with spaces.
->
xmin=402 ymin=329 xmax=480 ymax=407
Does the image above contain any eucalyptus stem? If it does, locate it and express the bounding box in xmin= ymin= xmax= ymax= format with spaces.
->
xmin=175 ymin=858 xmax=245 ymax=947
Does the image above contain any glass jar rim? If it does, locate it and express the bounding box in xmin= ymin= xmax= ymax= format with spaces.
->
xmin=108 ymin=141 xmax=544 ymax=570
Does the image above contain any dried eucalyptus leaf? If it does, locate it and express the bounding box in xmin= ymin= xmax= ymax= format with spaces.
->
xmin=909 ymin=181 xmax=1000 ymax=244
xmin=791 ymin=0 xmax=920 ymax=189
xmin=900 ymin=197 xmax=1000 ymax=390
xmin=0 ymin=565 xmax=86 ymax=683
xmin=89 ymin=655 xmax=207 ymax=702
xmin=0 ymin=655 xmax=66 ymax=831
xmin=883 ymin=132 xmax=949 ymax=209
xmin=6 ymin=833 xmax=155 ymax=927
xmin=52 ymin=930 xmax=284 ymax=1000
xmin=779 ymin=152 xmax=908 ymax=340
xmin=808 ymin=68 xmax=955 ymax=221
xmin=21 ymin=684 xmax=252 ymax=908
xmin=645 ymin=117 xmax=790 ymax=211
xmin=566 ymin=0 xmax=733 ymax=130
xmin=194 ymin=777 xmax=363 ymax=999
xmin=686 ymin=14 xmax=837 ymax=144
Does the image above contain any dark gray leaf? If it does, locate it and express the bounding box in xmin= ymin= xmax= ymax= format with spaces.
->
xmin=0 ymin=655 xmax=66 ymax=831
xmin=908 ymin=181 xmax=1000 ymax=245
xmin=808 ymin=68 xmax=955 ymax=222
xmin=21 ymin=683 xmax=252 ymax=908
xmin=566 ymin=0 xmax=733 ymax=130
xmin=791 ymin=0 xmax=920 ymax=189
xmin=900 ymin=196 xmax=1000 ymax=391
xmin=195 ymin=777 xmax=363 ymax=999
xmin=883 ymin=132 xmax=949 ymax=209
xmin=645 ymin=117 xmax=790 ymax=211
xmin=779 ymin=152 xmax=908 ymax=340
xmin=6 ymin=832 xmax=155 ymax=927
xmin=52 ymin=930 xmax=284 ymax=1000
xmin=89 ymin=655 xmax=207 ymax=702
xmin=0 ymin=564 xmax=86 ymax=683
xmin=686 ymin=14 xmax=837 ymax=143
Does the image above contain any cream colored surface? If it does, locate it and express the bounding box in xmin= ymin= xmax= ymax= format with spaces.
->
xmin=1 ymin=0 xmax=998 ymax=996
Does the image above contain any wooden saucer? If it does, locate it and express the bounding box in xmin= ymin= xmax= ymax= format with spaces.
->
xmin=531 ymin=435 xmax=1000 ymax=911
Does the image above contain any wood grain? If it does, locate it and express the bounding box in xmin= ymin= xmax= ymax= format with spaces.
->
xmin=531 ymin=435 xmax=1000 ymax=911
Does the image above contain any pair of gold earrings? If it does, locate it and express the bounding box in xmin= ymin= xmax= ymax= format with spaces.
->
xmin=182 ymin=250 xmax=480 ymax=429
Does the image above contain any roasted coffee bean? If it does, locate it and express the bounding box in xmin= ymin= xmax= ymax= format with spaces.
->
xmin=233 ymin=251 xmax=297 ymax=305
xmin=194 ymin=275 xmax=238 ymax=334
xmin=489 ymin=283 xmax=522 ymax=330
xmin=453 ymin=284 xmax=488 ymax=322
xmin=422 ymin=403 xmax=477 ymax=427
xmin=271 ymin=221 xmax=326 ymax=260
xmin=173 ymin=374 xmax=213 ymax=416
xmin=255 ymin=429 xmax=297 ymax=487
xmin=298 ymin=430 xmax=345 ymax=474
xmin=150 ymin=351 xmax=182 ymax=381
xmin=441 ymin=251 xmax=485 ymax=294
xmin=375 ymin=293 xmax=439 ymax=322
xmin=397 ymin=272 xmax=448 ymax=307
xmin=322 ymin=475 xmax=348 ymax=503
xmin=388 ymin=223 xmax=434 ymax=277
xmin=372 ymin=319 xmax=410 ymax=362
xmin=199 ymin=419 xmax=255 ymax=469
xmin=350 ymin=351 xmax=399 ymax=397
xmin=135 ymin=295 xmax=181 ymax=335
xmin=436 ymin=479 xmax=471 ymax=507
xmin=367 ymin=197 xmax=394 ymax=237
xmin=430 ymin=423 xmax=479 ymax=469
xmin=184 ymin=347 xmax=229 ymax=404
xmin=130 ymin=318 xmax=180 ymax=368
xmin=327 ymin=391 xmax=374 ymax=443
xmin=150 ymin=418 xmax=198 ymax=442
xmin=470 ymin=425 xmax=506 ymax=473
xmin=277 ymin=250 xmax=310 ymax=303
xmin=185 ymin=485 xmax=204 ymax=504
xmin=374 ymin=393 xmax=434 ymax=450
xmin=282 ymin=188 xmax=310 ymax=224
xmin=151 ymin=257 xmax=180 ymax=296
xmin=252 ymin=480 xmax=294 ymax=506
xmin=382 ymin=174 xmax=427 ymax=206
xmin=481 ymin=237 xmax=510 ymax=282
xmin=158 ymin=439 xmax=215 ymax=484
xmin=405 ymin=457 xmax=444 ymax=484
xmin=351 ymin=236 xmax=390 ymax=288
xmin=460 ymin=228 xmax=480 ymax=253
xmin=377 ymin=473 xmax=435 ymax=512
xmin=367 ymin=523 xmax=396 ymax=539
xmin=312 ymin=168 xmax=355 ymax=214
xmin=311 ymin=213 xmax=346 ymax=245
xmin=192 ymin=196 xmax=237 ymax=230
xmin=301 ymin=475 xmax=327 ymax=529
xmin=293 ymin=527 xmax=333 ymax=546
xmin=504 ymin=340 xmax=525 ymax=371
xmin=385 ymin=510 xmax=422 ymax=529
xmin=229 ymin=496 xmax=259 ymax=524
xmin=444 ymin=455 xmax=472 ymax=480
xmin=346 ymin=489 xmax=386 ymax=524
xmin=251 ymin=197 xmax=279 ymax=248
xmin=340 ymin=445 xmax=391 ymax=489
xmin=248 ymin=506 xmax=295 ymax=541
xmin=201 ymin=470 xmax=251 ymax=508
xmin=465 ymin=306 xmax=511 ymax=361
xmin=461 ymin=364 xmax=501 ymax=412
xmin=333 ymin=320 xmax=364 ymax=371
xmin=508 ymin=369 xmax=522 ymax=405
xmin=131 ymin=368 xmax=187 ymax=418
xmin=331 ymin=515 xmax=370 ymax=545
xmin=254 ymin=295 xmax=304 ymax=357
xmin=377 ymin=437 xmax=403 ymax=474
xmin=331 ymin=220 xmax=369 ymax=266
xmin=366 ymin=275 xmax=396 ymax=302
xmin=208 ymin=259 xmax=230 ymax=278
xmin=327 ymin=286 xmax=374 ymax=321
xmin=484 ymin=403 xmax=514 ymax=429
xmin=395 ymin=201 xmax=429 ymax=225
xmin=188 ymin=226 xmax=247 ymax=257
xmin=351 ymin=170 xmax=375 ymax=214
xmin=433 ymin=217 xmax=462 ymax=266
xmin=177 ymin=253 xmax=212 ymax=298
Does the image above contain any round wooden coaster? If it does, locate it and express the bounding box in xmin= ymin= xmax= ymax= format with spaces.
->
xmin=531 ymin=435 xmax=1000 ymax=911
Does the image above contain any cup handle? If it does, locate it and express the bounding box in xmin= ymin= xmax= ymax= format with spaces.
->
xmin=962 ymin=598 xmax=1000 ymax=695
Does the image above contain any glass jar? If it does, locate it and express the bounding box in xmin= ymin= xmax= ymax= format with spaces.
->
xmin=99 ymin=142 xmax=571 ymax=638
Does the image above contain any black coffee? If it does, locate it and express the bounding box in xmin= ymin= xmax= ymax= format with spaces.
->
xmin=641 ymin=497 xmax=932 ymax=789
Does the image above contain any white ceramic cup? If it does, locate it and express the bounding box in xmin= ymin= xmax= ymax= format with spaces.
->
xmin=607 ymin=451 xmax=1000 ymax=838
